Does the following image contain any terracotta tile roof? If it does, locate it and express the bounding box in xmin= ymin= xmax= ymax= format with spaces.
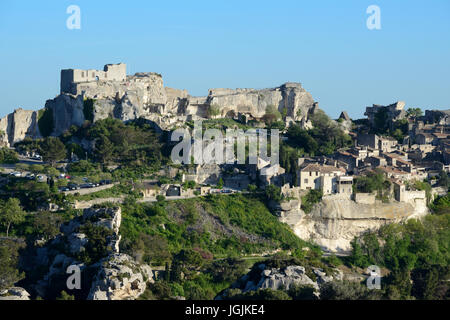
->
xmin=301 ymin=163 xmax=346 ymax=173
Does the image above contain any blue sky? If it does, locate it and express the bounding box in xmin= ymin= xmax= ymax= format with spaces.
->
xmin=0 ymin=0 xmax=449 ymax=118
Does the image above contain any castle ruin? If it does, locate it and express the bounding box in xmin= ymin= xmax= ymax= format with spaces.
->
xmin=60 ymin=63 xmax=126 ymax=94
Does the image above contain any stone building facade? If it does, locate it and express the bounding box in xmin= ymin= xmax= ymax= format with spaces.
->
xmin=61 ymin=63 xmax=127 ymax=94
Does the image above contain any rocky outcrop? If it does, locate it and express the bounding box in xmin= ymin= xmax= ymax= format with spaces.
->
xmin=280 ymin=193 xmax=429 ymax=253
xmin=0 ymin=287 xmax=31 ymax=300
xmin=200 ymin=82 xmax=315 ymax=121
xmin=88 ymin=253 xmax=154 ymax=300
xmin=30 ymin=206 xmax=152 ymax=300
xmin=0 ymin=108 xmax=40 ymax=146
xmin=0 ymin=67 xmax=318 ymax=145
xmin=44 ymin=94 xmax=85 ymax=137
xmin=257 ymin=265 xmax=319 ymax=291
xmin=217 ymin=263 xmax=342 ymax=299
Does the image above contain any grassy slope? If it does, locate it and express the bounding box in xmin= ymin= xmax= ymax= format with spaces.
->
xmin=120 ymin=193 xmax=309 ymax=261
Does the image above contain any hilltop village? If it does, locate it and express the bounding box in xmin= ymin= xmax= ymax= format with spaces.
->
xmin=0 ymin=63 xmax=448 ymax=301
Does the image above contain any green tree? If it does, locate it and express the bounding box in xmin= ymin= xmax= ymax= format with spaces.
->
xmin=288 ymin=284 xmax=317 ymax=300
xmin=83 ymin=98 xmax=95 ymax=122
xmin=437 ymin=170 xmax=449 ymax=189
xmin=319 ymin=281 xmax=379 ymax=300
xmin=217 ymin=178 xmax=224 ymax=189
xmin=374 ymin=108 xmax=389 ymax=134
xmin=38 ymin=108 xmax=54 ymax=137
xmin=0 ymin=148 xmax=19 ymax=164
xmin=208 ymin=258 xmax=247 ymax=283
xmin=94 ymin=134 xmax=114 ymax=164
xmin=39 ymin=137 xmax=67 ymax=166
xmin=33 ymin=211 xmax=62 ymax=240
xmin=0 ymin=239 xmax=25 ymax=291
xmin=301 ymin=189 xmax=323 ymax=213
xmin=262 ymin=105 xmax=282 ymax=126
xmin=349 ymin=237 xmax=368 ymax=268
xmin=406 ymin=108 xmax=423 ymax=119
xmin=265 ymin=184 xmax=282 ymax=202
xmin=0 ymin=198 xmax=26 ymax=237
xmin=30 ymin=164 xmax=45 ymax=174
xmin=207 ymin=104 xmax=221 ymax=118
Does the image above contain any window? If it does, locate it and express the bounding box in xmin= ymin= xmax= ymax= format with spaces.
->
xmin=81 ymin=72 xmax=84 ymax=77
xmin=92 ymin=72 xmax=95 ymax=77
xmin=304 ymin=179 xmax=308 ymax=183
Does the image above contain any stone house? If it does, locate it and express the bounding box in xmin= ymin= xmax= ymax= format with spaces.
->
xmin=336 ymin=176 xmax=354 ymax=194
xmin=378 ymin=136 xmax=397 ymax=152
xmin=415 ymin=133 xmax=434 ymax=145
xmin=297 ymin=163 xmax=346 ymax=195
xmin=392 ymin=180 xmax=426 ymax=203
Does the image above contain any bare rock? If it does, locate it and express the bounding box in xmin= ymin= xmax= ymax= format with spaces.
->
xmin=87 ymin=253 xmax=154 ymax=300
xmin=0 ymin=287 xmax=31 ymax=300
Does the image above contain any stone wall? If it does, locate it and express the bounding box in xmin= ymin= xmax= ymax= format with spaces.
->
xmin=354 ymin=193 xmax=376 ymax=205
xmin=61 ymin=63 xmax=127 ymax=94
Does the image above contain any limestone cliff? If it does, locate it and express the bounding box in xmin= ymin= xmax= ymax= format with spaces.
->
xmin=279 ymin=194 xmax=429 ymax=253
xmin=0 ymin=69 xmax=318 ymax=145
xmin=0 ymin=108 xmax=40 ymax=146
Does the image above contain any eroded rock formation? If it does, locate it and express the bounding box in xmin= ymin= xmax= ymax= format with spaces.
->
xmin=280 ymin=194 xmax=429 ymax=253
xmin=216 ymin=263 xmax=342 ymax=299
xmin=0 ymin=67 xmax=318 ymax=145
xmin=28 ymin=207 xmax=153 ymax=300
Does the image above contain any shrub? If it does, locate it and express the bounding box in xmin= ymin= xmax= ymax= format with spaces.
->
xmin=0 ymin=148 xmax=19 ymax=164
xmin=83 ymin=98 xmax=95 ymax=122
xmin=38 ymin=108 xmax=54 ymax=137
xmin=301 ymin=189 xmax=323 ymax=213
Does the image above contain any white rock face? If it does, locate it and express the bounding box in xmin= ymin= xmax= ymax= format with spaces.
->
xmin=257 ymin=266 xmax=319 ymax=292
xmin=0 ymin=287 xmax=31 ymax=300
xmin=281 ymin=194 xmax=429 ymax=253
xmin=218 ymin=263 xmax=341 ymax=299
xmin=0 ymin=108 xmax=40 ymax=146
xmin=0 ymin=69 xmax=318 ymax=144
xmin=88 ymin=253 xmax=154 ymax=300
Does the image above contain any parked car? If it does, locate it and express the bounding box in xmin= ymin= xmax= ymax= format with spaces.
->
xmin=100 ymin=180 xmax=112 ymax=185
xmin=25 ymin=173 xmax=35 ymax=180
xmin=80 ymin=183 xmax=95 ymax=189
xmin=67 ymin=183 xmax=80 ymax=190
xmin=9 ymin=171 xmax=22 ymax=177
